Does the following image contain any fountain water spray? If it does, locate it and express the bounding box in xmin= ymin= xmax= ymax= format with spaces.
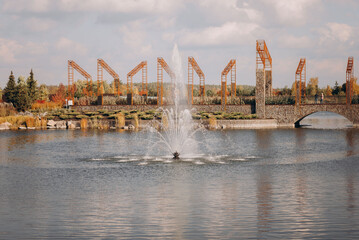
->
xmin=149 ymin=44 xmax=203 ymax=159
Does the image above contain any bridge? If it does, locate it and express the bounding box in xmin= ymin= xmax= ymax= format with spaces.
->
xmin=265 ymin=104 xmax=359 ymax=127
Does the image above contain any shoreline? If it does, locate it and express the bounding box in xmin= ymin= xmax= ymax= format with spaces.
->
xmin=0 ymin=118 xmax=297 ymax=130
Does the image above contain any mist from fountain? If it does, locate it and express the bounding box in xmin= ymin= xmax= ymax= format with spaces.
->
xmin=148 ymin=44 xmax=203 ymax=159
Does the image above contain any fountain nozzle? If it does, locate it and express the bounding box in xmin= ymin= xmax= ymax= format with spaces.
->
xmin=173 ymin=151 xmax=180 ymax=159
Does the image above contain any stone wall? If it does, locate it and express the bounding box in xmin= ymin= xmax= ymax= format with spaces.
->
xmin=256 ymin=69 xmax=265 ymax=118
xmin=73 ymin=104 xmax=253 ymax=114
xmin=265 ymin=70 xmax=272 ymax=97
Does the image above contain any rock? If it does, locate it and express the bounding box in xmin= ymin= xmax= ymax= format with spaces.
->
xmin=55 ymin=121 xmax=67 ymax=129
xmin=19 ymin=126 xmax=27 ymax=130
xmin=128 ymin=124 xmax=135 ymax=130
xmin=27 ymin=127 xmax=36 ymax=130
xmin=110 ymin=126 xmax=117 ymax=130
xmin=0 ymin=122 xmax=11 ymax=130
xmin=221 ymin=125 xmax=226 ymax=129
xmin=67 ymin=121 xmax=76 ymax=129
xmin=47 ymin=120 xmax=56 ymax=127
xmin=122 ymin=126 xmax=129 ymax=130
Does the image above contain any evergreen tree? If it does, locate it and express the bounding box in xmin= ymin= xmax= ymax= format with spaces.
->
xmin=14 ymin=76 xmax=31 ymax=112
xmin=27 ymin=69 xmax=38 ymax=104
xmin=3 ymin=71 xmax=17 ymax=103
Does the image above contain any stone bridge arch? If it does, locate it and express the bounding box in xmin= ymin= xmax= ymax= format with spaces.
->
xmin=293 ymin=105 xmax=355 ymax=126
xmin=294 ymin=110 xmax=353 ymax=127
xmin=265 ymin=104 xmax=359 ymax=127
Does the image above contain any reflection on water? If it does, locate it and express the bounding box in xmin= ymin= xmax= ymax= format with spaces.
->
xmin=300 ymin=111 xmax=353 ymax=129
xmin=0 ymin=122 xmax=358 ymax=238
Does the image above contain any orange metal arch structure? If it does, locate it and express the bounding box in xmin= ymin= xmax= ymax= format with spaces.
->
xmin=68 ymin=60 xmax=93 ymax=100
xmin=221 ymin=59 xmax=236 ymax=105
xmin=256 ymin=40 xmax=273 ymax=97
xmin=97 ymin=59 xmax=121 ymax=96
xmin=188 ymin=57 xmax=205 ymax=104
xmin=127 ymin=61 xmax=147 ymax=105
xmin=256 ymin=40 xmax=272 ymax=71
xmin=346 ymin=56 xmax=354 ymax=105
xmin=157 ymin=57 xmax=174 ymax=105
xmin=295 ymin=58 xmax=306 ymax=105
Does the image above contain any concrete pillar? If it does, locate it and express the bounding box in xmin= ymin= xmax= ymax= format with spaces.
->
xmin=256 ymin=69 xmax=266 ymax=118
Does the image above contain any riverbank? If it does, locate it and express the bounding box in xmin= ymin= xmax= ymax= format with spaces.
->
xmin=0 ymin=118 xmax=285 ymax=130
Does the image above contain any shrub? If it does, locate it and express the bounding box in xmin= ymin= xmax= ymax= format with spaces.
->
xmin=75 ymin=115 xmax=89 ymax=119
xmin=140 ymin=114 xmax=153 ymax=120
xmin=125 ymin=114 xmax=135 ymax=119
xmin=59 ymin=115 xmax=71 ymax=120
xmin=352 ymin=95 xmax=359 ymax=104
xmin=85 ymin=112 xmax=97 ymax=116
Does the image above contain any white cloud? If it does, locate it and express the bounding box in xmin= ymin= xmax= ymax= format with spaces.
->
xmin=120 ymin=24 xmax=152 ymax=56
xmin=319 ymin=22 xmax=353 ymax=44
xmin=197 ymin=0 xmax=262 ymax=22
xmin=56 ymin=37 xmax=87 ymax=56
xmin=268 ymin=0 xmax=320 ymax=26
xmin=179 ymin=22 xmax=260 ymax=46
xmin=0 ymin=38 xmax=23 ymax=63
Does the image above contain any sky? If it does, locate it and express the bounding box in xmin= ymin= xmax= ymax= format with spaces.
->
xmin=0 ymin=0 xmax=359 ymax=89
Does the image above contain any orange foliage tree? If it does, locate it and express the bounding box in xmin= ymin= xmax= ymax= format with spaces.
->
xmin=50 ymin=83 xmax=67 ymax=103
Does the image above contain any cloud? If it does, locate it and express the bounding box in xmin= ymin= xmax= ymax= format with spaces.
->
xmin=120 ymin=23 xmax=153 ymax=56
xmin=179 ymin=22 xmax=260 ymax=46
xmin=319 ymin=22 xmax=353 ymax=44
xmin=277 ymin=35 xmax=312 ymax=49
xmin=2 ymin=0 xmax=181 ymax=13
xmin=268 ymin=0 xmax=321 ymax=26
xmin=2 ymin=0 xmax=50 ymax=12
xmin=0 ymin=38 xmax=23 ymax=63
xmin=199 ymin=0 xmax=262 ymax=22
xmin=56 ymin=37 xmax=87 ymax=56
xmin=24 ymin=17 xmax=56 ymax=32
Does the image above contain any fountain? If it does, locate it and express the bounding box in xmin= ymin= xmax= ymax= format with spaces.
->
xmin=148 ymin=44 xmax=203 ymax=160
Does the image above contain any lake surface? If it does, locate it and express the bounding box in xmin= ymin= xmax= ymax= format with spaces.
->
xmin=0 ymin=113 xmax=358 ymax=239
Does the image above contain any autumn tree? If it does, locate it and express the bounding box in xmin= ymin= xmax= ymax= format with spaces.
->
xmin=306 ymin=77 xmax=319 ymax=96
xmin=51 ymin=83 xmax=66 ymax=103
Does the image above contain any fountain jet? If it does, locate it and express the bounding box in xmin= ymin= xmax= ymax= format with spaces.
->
xmin=173 ymin=151 xmax=180 ymax=159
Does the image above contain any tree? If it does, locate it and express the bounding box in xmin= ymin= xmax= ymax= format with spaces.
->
xmin=3 ymin=71 xmax=17 ymax=104
xmin=206 ymin=89 xmax=214 ymax=97
xmin=332 ymin=81 xmax=342 ymax=95
xmin=352 ymin=77 xmax=359 ymax=95
xmin=38 ymin=84 xmax=49 ymax=101
xmin=27 ymin=69 xmax=38 ymax=104
xmin=51 ymin=83 xmax=66 ymax=103
xmin=14 ymin=75 xmax=31 ymax=111
xmin=325 ymin=85 xmax=332 ymax=96
xmin=307 ymin=77 xmax=318 ymax=96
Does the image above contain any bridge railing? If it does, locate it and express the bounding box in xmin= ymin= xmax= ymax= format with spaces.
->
xmin=300 ymin=95 xmax=346 ymax=104
xmin=193 ymin=96 xmax=255 ymax=105
xmin=265 ymin=96 xmax=295 ymax=105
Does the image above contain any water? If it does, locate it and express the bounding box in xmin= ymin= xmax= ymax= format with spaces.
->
xmin=148 ymin=44 xmax=201 ymax=158
xmin=0 ymin=124 xmax=358 ymax=239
